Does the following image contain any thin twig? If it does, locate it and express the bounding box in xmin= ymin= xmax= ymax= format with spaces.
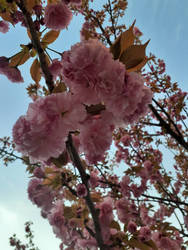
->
xmin=89 ymin=13 xmax=112 ymax=46
xmin=142 ymin=194 xmax=188 ymax=207
xmin=107 ymin=0 xmax=117 ymax=39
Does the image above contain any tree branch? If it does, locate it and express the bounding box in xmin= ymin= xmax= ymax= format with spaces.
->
xmin=66 ymin=133 xmax=107 ymax=250
xmin=142 ymin=194 xmax=188 ymax=207
xmin=149 ymin=104 xmax=188 ymax=150
xmin=17 ymin=0 xmax=54 ymax=93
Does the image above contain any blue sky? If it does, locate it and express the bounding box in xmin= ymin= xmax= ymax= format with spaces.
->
xmin=0 ymin=1 xmax=188 ymax=249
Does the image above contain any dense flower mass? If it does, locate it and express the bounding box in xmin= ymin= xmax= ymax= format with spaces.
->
xmin=61 ymin=39 xmax=126 ymax=105
xmin=44 ymin=3 xmax=72 ymax=30
xmin=61 ymin=39 xmax=152 ymax=121
xmin=2 ymin=0 xmax=188 ymax=249
xmin=107 ymin=72 xmax=153 ymax=125
xmin=13 ymin=93 xmax=86 ymax=163
xmin=12 ymin=39 xmax=152 ymax=164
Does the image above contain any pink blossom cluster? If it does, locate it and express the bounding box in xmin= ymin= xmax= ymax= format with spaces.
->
xmin=76 ymin=183 xmax=88 ymax=197
xmin=152 ymin=231 xmax=182 ymax=250
xmin=166 ymin=90 xmax=187 ymax=121
xmin=13 ymin=93 xmax=86 ymax=163
xmin=61 ymin=39 xmax=126 ymax=105
xmin=116 ymin=198 xmax=138 ymax=224
xmin=13 ymin=39 xmax=152 ymax=164
xmin=0 ymin=56 xmax=24 ymax=82
xmin=26 ymin=160 xmax=184 ymax=249
xmin=80 ymin=21 xmax=99 ymax=41
xmin=61 ymin=39 xmax=152 ymax=125
xmin=44 ymin=2 xmax=73 ymax=30
xmin=27 ymin=178 xmax=54 ymax=216
xmin=31 ymin=182 xmax=97 ymax=249
xmin=78 ymin=111 xmax=115 ymax=164
xmin=98 ymin=197 xmax=114 ymax=243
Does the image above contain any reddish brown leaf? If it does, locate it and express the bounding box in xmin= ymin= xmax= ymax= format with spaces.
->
xmin=120 ymin=20 xmax=136 ymax=56
xmin=9 ymin=50 xmax=30 ymax=67
xmin=30 ymin=58 xmax=41 ymax=83
xmin=120 ymin=40 xmax=150 ymax=70
xmin=110 ymin=35 xmax=121 ymax=60
xmin=41 ymin=30 xmax=60 ymax=45
xmin=127 ymin=56 xmax=149 ymax=72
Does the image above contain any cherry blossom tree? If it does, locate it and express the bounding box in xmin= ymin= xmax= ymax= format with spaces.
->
xmin=0 ymin=0 xmax=187 ymax=249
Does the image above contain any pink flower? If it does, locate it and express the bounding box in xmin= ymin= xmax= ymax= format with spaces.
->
xmin=61 ymin=39 xmax=125 ymax=105
xmin=77 ymin=239 xmax=97 ymax=249
xmin=127 ymin=221 xmax=137 ymax=233
xmin=79 ymin=111 xmax=114 ymax=164
xmin=0 ymin=20 xmax=9 ymax=33
xmin=108 ymin=72 xmax=153 ymax=125
xmin=49 ymin=59 xmax=63 ymax=80
xmin=12 ymin=11 xmax=24 ymax=25
xmin=120 ymin=175 xmax=130 ymax=197
xmin=33 ymin=167 xmax=45 ymax=178
xmin=140 ymin=205 xmax=153 ymax=225
xmin=99 ymin=197 xmax=113 ymax=226
xmin=98 ymin=197 xmax=113 ymax=243
xmin=121 ymin=135 xmax=131 ymax=146
xmin=77 ymin=184 xmax=88 ymax=198
xmin=0 ymin=56 xmax=9 ymax=73
xmin=152 ymin=232 xmax=180 ymax=250
xmin=80 ymin=21 xmax=98 ymax=41
xmin=139 ymin=226 xmax=151 ymax=241
xmin=3 ymin=66 xmax=24 ymax=82
xmin=13 ymin=93 xmax=86 ymax=163
xmin=89 ymin=170 xmax=99 ymax=188
xmin=48 ymin=200 xmax=65 ymax=228
xmin=44 ymin=3 xmax=72 ymax=30
xmin=133 ymin=26 xmax=143 ymax=37
xmin=144 ymin=160 xmax=153 ymax=174
xmin=28 ymin=178 xmax=54 ymax=212
xmin=0 ymin=57 xmax=24 ymax=83
xmin=116 ymin=199 xmax=130 ymax=223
